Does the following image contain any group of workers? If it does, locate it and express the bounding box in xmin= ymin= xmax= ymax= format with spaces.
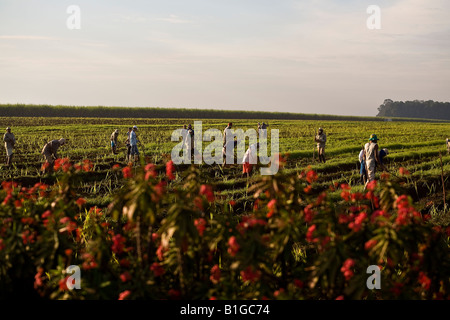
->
xmin=115 ymin=126 xmax=141 ymax=162
xmin=3 ymin=126 xmax=449 ymax=186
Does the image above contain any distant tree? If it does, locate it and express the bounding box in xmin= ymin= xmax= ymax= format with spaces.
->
xmin=376 ymin=99 xmax=450 ymax=120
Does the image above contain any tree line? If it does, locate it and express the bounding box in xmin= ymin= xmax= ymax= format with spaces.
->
xmin=377 ymin=99 xmax=450 ymax=120
xmin=0 ymin=104 xmax=380 ymax=121
xmin=1 ymin=103 xmax=448 ymax=122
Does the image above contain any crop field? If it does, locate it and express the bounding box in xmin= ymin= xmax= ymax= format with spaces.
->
xmin=1 ymin=117 xmax=450 ymax=210
xmin=1 ymin=116 xmax=450 ymax=300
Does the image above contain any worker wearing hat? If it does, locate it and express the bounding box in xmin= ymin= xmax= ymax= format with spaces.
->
xmin=110 ymin=129 xmax=119 ymax=155
xmin=3 ymin=127 xmax=16 ymax=166
xmin=41 ymin=138 xmax=67 ymax=173
xmin=363 ymin=134 xmax=380 ymax=185
xmin=260 ymin=122 xmax=269 ymax=139
xmin=314 ymin=127 xmax=327 ymax=163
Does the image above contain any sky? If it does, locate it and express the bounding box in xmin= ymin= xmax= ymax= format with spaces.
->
xmin=0 ymin=0 xmax=449 ymax=116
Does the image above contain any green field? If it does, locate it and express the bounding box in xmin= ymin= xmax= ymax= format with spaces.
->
xmin=1 ymin=117 xmax=450 ymax=212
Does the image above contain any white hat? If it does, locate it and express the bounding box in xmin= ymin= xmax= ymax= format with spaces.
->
xmin=383 ymin=148 xmax=389 ymax=155
xmin=133 ymin=126 xmax=138 ymax=130
xmin=59 ymin=138 xmax=66 ymax=145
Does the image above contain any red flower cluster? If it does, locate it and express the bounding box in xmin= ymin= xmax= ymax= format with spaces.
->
xmin=166 ymin=160 xmax=175 ymax=180
xmin=366 ymin=180 xmax=377 ymax=191
xmin=59 ymin=276 xmax=69 ymax=291
xmin=118 ymin=290 xmax=131 ymax=300
xmin=227 ymin=236 xmax=240 ymax=256
xmin=122 ymin=166 xmax=133 ymax=179
xmin=364 ymin=239 xmax=378 ymax=251
xmin=54 ymin=158 xmax=72 ymax=172
xmin=1 ymin=181 xmax=18 ymax=206
xmin=156 ymin=244 xmax=168 ymax=261
xmin=240 ymin=266 xmax=262 ymax=283
xmin=394 ymin=195 xmax=422 ymax=226
xmin=145 ymin=163 xmax=157 ymax=180
xmin=303 ymin=204 xmax=316 ymax=223
xmin=21 ymin=230 xmax=36 ymax=245
xmin=76 ymin=197 xmax=87 ymax=207
xmin=111 ymin=234 xmax=126 ymax=254
xmin=74 ymin=159 xmax=94 ymax=172
xmin=370 ymin=210 xmax=390 ymax=225
xmin=199 ymin=185 xmax=214 ymax=202
xmin=266 ymin=199 xmax=277 ymax=218
xmin=81 ymin=252 xmax=98 ymax=270
xmin=237 ymin=215 xmax=267 ymax=235
xmin=194 ymin=218 xmax=207 ymax=236
xmin=210 ymin=264 xmax=221 ymax=284
xmin=348 ymin=212 xmax=367 ymax=232
xmin=340 ymin=184 xmax=352 ymax=201
xmin=34 ymin=267 xmax=45 ymax=289
xmin=418 ymin=272 xmax=431 ymax=290
xmin=59 ymin=217 xmax=77 ymax=234
xmin=340 ymin=258 xmax=355 ymax=281
xmin=150 ymin=262 xmax=165 ymax=277
xmin=306 ymin=169 xmax=318 ymax=184
xmin=306 ymin=225 xmax=317 ymax=243
xmin=120 ymin=271 xmax=131 ymax=282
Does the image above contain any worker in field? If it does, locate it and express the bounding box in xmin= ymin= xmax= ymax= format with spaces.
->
xmin=378 ymin=148 xmax=389 ymax=172
xmin=447 ymin=138 xmax=450 ymax=154
xmin=110 ymin=129 xmax=119 ymax=155
xmin=125 ymin=127 xmax=132 ymax=162
xmin=3 ymin=127 xmax=16 ymax=167
xmin=184 ymin=124 xmax=195 ymax=161
xmin=222 ymin=122 xmax=234 ymax=164
xmin=363 ymin=134 xmax=380 ymax=187
xmin=181 ymin=125 xmax=188 ymax=146
xmin=223 ymin=122 xmax=233 ymax=147
xmin=41 ymin=138 xmax=66 ymax=172
xmin=314 ymin=127 xmax=327 ymax=163
xmin=358 ymin=146 xmax=368 ymax=185
xmin=259 ymin=122 xmax=269 ymax=139
xmin=130 ymin=126 xmax=139 ymax=163
xmin=242 ymin=142 xmax=259 ymax=178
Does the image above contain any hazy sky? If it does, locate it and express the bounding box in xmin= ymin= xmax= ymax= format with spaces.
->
xmin=1 ymin=0 xmax=449 ymax=116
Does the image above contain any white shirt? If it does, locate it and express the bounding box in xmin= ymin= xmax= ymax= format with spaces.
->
xmin=242 ymin=143 xmax=258 ymax=164
xmin=359 ymin=149 xmax=364 ymax=163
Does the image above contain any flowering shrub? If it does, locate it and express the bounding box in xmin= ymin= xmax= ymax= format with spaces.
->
xmin=0 ymin=161 xmax=449 ymax=299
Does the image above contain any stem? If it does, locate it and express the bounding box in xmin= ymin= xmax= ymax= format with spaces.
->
xmin=439 ymin=152 xmax=446 ymax=210
xmin=136 ymin=215 xmax=142 ymax=264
